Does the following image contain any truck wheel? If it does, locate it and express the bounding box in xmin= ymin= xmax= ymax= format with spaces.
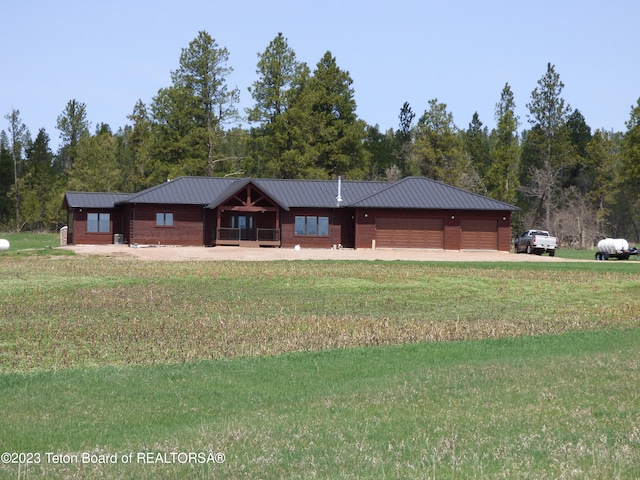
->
xmin=595 ymin=252 xmax=602 ymax=260
xmin=548 ymin=250 xmax=555 ymax=257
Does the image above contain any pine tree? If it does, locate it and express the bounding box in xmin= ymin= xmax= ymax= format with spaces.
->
xmin=4 ymin=109 xmax=30 ymax=231
xmin=411 ymin=99 xmax=468 ymax=187
xmin=524 ymin=63 xmax=572 ymax=229
xmin=487 ymin=84 xmax=520 ymax=203
xmin=307 ymin=51 xmax=369 ymax=178
xmin=171 ymin=31 xmax=240 ymax=176
xmin=56 ymin=99 xmax=90 ymax=173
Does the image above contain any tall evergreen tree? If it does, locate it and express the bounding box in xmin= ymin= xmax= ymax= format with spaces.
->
xmin=584 ymin=129 xmax=619 ymax=236
xmin=524 ymin=63 xmax=572 ymax=229
xmin=21 ymin=129 xmax=62 ymax=230
xmin=619 ymin=98 xmax=640 ymax=240
xmin=0 ymin=131 xmax=14 ymax=227
xmin=171 ymin=31 xmax=240 ymax=176
xmin=4 ymin=109 xmax=30 ymax=231
xmin=463 ymin=112 xmax=491 ymax=185
xmin=126 ymin=100 xmax=154 ymax=190
xmin=68 ymin=125 xmax=122 ymax=192
xmin=150 ymin=85 xmax=202 ymax=180
xmin=565 ymin=109 xmax=592 ymax=192
xmin=487 ymin=84 xmax=520 ymax=203
xmin=363 ymin=124 xmax=396 ymax=179
xmin=56 ymin=99 xmax=90 ymax=173
xmin=411 ymin=99 xmax=468 ymax=187
xmin=393 ymin=102 xmax=415 ymax=175
xmin=247 ymin=33 xmax=308 ymax=177
xmin=307 ymin=51 xmax=369 ymax=178
xmin=248 ymin=33 xmax=299 ymax=124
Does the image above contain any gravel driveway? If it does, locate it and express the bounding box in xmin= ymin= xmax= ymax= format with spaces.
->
xmin=61 ymin=244 xmax=573 ymax=262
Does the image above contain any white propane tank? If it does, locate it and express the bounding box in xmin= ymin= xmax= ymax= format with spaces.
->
xmin=0 ymin=239 xmax=9 ymax=251
xmin=597 ymin=238 xmax=629 ymax=255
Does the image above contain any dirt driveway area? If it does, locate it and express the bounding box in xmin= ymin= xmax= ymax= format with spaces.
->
xmin=60 ymin=244 xmax=575 ymax=262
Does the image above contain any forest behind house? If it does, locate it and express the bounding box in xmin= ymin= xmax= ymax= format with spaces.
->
xmin=2 ymin=31 xmax=640 ymax=246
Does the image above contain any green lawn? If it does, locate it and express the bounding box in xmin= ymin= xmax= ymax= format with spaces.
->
xmin=1 ymin=243 xmax=639 ymax=478
xmin=1 ymin=330 xmax=638 ymax=479
xmin=0 ymin=232 xmax=70 ymax=256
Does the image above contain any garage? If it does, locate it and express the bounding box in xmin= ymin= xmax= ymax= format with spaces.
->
xmin=375 ymin=217 xmax=444 ymax=249
xmin=460 ymin=219 xmax=498 ymax=250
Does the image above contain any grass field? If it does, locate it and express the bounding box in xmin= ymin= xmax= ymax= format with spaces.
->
xmin=0 ymin=232 xmax=70 ymax=257
xmin=1 ymin=239 xmax=639 ymax=478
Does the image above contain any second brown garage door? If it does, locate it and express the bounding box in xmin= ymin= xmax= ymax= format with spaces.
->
xmin=460 ymin=219 xmax=498 ymax=250
xmin=376 ymin=217 xmax=444 ymax=248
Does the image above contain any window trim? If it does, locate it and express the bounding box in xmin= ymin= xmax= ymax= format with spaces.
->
xmin=156 ymin=212 xmax=174 ymax=227
xmin=87 ymin=212 xmax=111 ymax=233
xmin=294 ymin=215 xmax=330 ymax=237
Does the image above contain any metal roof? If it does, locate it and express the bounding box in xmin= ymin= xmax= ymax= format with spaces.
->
xmin=250 ymin=179 xmax=389 ymax=209
xmin=63 ymin=192 xmax=132 ymax=209
xmin=123 ymin=177 xmax=236 ymax=204
xmin=350 ymin=177 xmax=519 ymax=211
xmin=64 ymin=176 xmax=519 ymax=212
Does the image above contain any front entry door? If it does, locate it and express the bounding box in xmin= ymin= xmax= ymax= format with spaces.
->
xmin=232 ymin=214 xmax=255 ymax=241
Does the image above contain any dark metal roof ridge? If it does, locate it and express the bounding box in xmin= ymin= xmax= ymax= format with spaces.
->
xmin=119 ymin=176 xmax=193 ymax=204
xmin=350 ymin=176 xmax=520 ymax=211
xmin=413 ymin=177 xmax=521 ymax=211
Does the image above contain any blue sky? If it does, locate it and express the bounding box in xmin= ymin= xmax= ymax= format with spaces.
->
xmin=2 ymin=0 xmax=639 ymax=151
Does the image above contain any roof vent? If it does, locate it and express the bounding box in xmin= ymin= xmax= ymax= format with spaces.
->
xmin=336 ymin=176 xmax=343 ymax=207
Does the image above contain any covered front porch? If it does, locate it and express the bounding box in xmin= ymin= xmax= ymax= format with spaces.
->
xmin=214 ymin=210 xmax=281 ymax=247
xmin=209 ymin=181 xmax=282 ymax=247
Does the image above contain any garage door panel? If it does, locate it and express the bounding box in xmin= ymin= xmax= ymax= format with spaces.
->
xmin=376 ymin=217 xmax=443 ymax=248
xmin=460 ymin=219 xmax=497 ymax=250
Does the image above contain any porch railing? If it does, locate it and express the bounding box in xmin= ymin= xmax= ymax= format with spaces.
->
xmin=216 ymin=228 xmax=280 ymax=243
xmin=257 ymin=228 xmax=280 ymax=242
xmin=217 ymin=227 xmax=240 ymax=241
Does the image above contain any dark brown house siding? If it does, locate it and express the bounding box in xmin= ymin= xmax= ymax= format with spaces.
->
xmin=281 ymin=208 xmax=354 ymax=249
xmin=130 ymin=204 xmax=205 ymax=246
xmin=68 ymin=208 xmax=125 ymax=245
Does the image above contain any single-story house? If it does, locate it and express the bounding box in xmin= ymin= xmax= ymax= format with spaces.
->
xmin=62 ymin=176 xmax=519 ymax=251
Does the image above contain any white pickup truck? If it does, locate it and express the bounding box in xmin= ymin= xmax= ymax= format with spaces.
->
xmin=514 ymin=230 xmax=558 ymax=256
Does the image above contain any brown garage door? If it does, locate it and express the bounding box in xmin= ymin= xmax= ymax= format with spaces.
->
xmin=460 ymin=219 xmax=498 ymax=250
xmin=376 ymin=217 xmax=444 ymax=248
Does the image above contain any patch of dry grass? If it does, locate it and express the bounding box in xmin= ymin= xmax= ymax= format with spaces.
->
xmin=1 ymin=256 xmax=639 ymax=373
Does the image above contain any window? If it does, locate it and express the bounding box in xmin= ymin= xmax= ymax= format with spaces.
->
xmin=294 ymin=216 xmax=329 ymax=236
xmin=156 ymin=212 xmax=174 ymax=226
xmin=87 ymin=213 xmax=110 ymax=233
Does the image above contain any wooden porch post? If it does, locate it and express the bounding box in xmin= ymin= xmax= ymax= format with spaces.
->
xmin=216 ymin=208 xmax=222 ymax=245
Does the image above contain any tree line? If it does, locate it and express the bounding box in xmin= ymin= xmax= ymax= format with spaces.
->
xmin=2 ymin=31 xmax=640 ymax=245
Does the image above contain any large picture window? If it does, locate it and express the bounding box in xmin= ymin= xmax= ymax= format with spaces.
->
xmin=156 ymin=212 xmax=174 ymax=226
xmin=294 ymin=216 xmax=329 ymax=236
xmin=87 ymin=213 xmax=110 ymax=233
